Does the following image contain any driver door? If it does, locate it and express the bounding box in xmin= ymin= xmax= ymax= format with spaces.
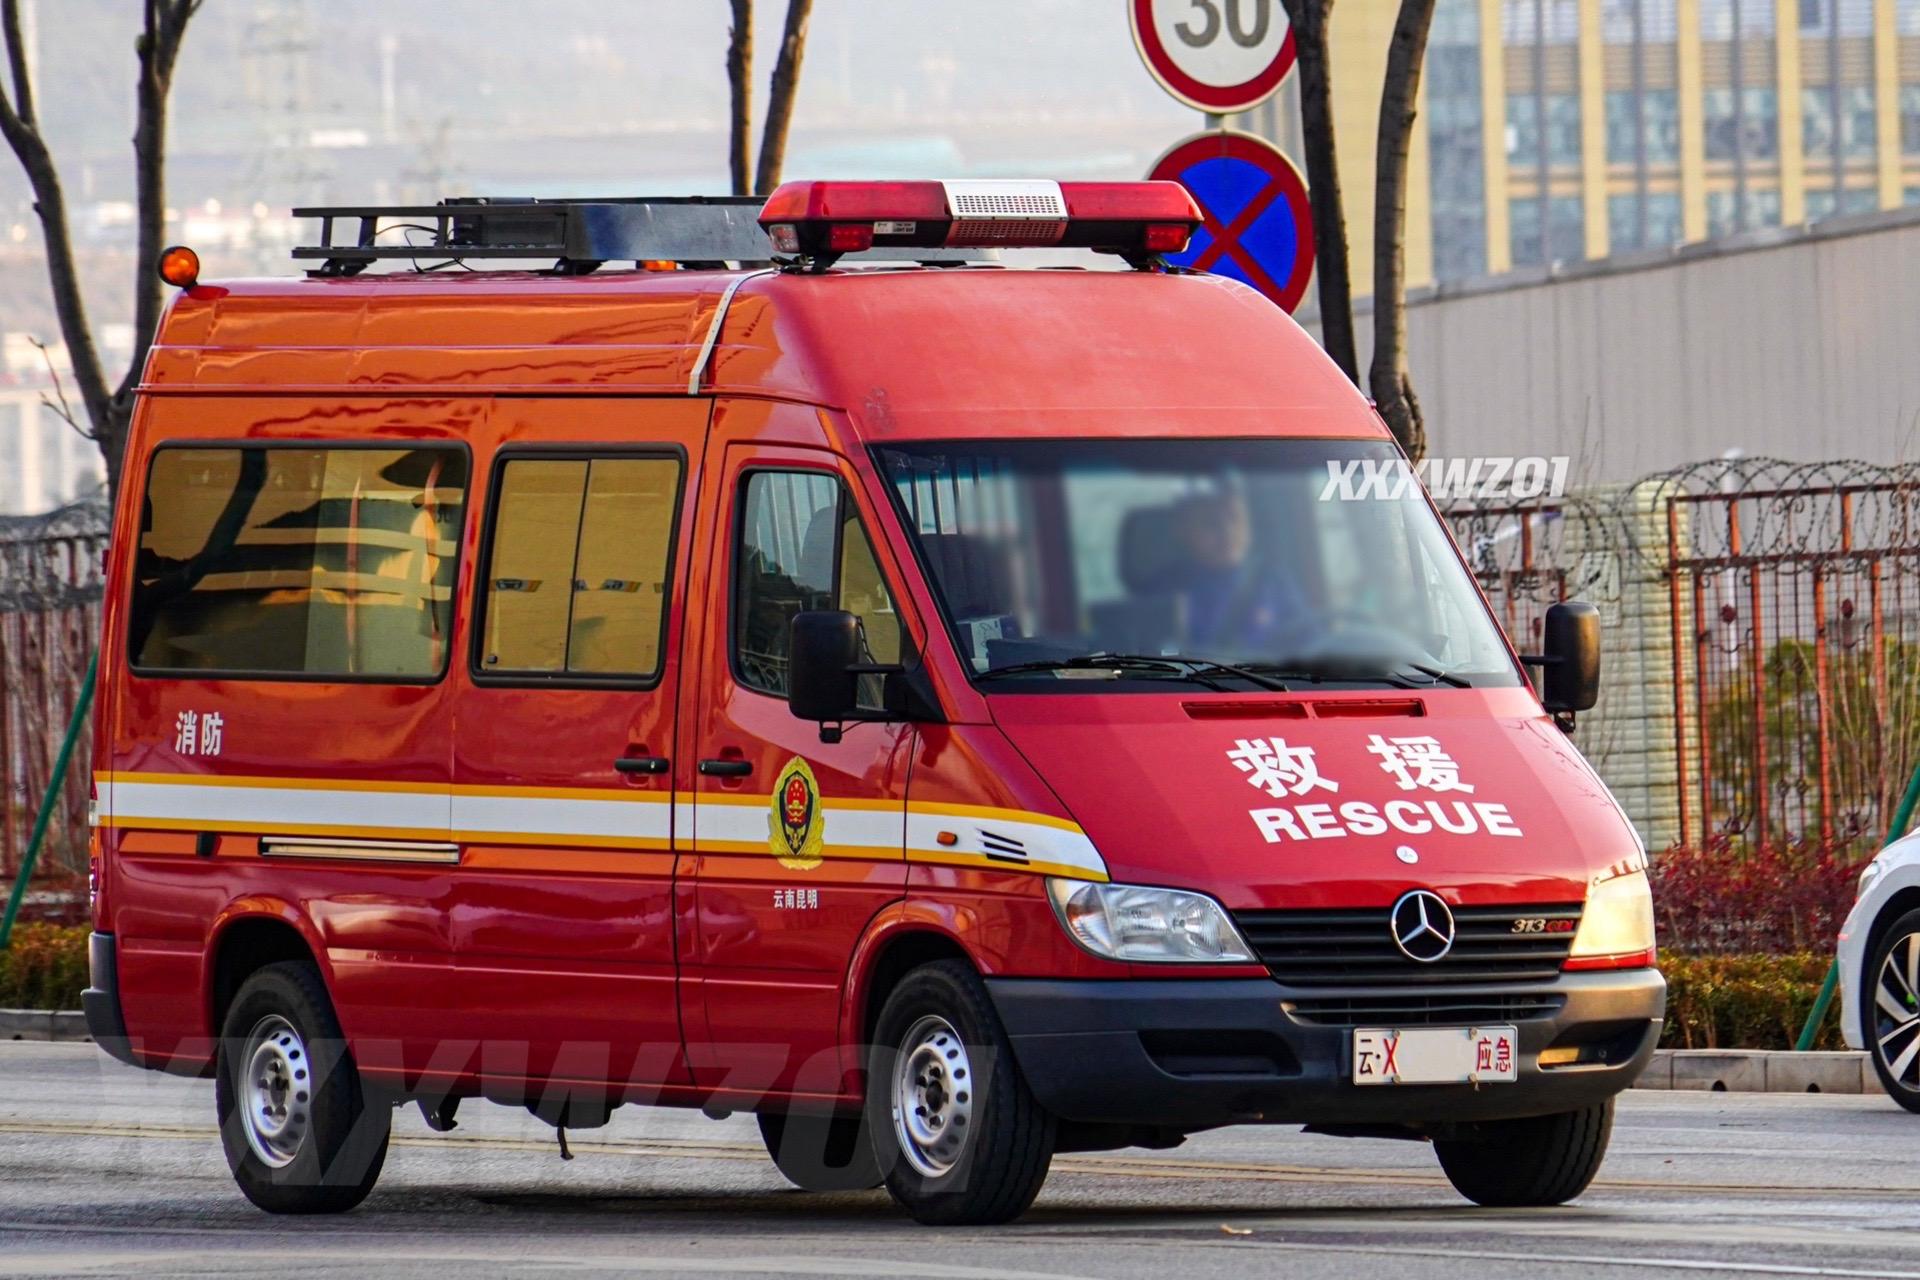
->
xmin=685 ymin=444 xmax=914 ymax=1101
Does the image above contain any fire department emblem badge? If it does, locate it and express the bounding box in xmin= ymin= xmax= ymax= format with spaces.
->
xmin=769 ymin=756 xmax=825 ymax=871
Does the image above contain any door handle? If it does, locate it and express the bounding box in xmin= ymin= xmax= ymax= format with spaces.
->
xmin=614 ymin=756 xmax=670 ymax=775
xmin=698 ymin=759 xmax=753 ymax=778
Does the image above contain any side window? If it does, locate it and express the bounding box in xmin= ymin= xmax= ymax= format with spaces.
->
xmin=130 ymin=445 xmax=467 ymax=678
xmin=733 ymin=471 xmax=900 ymax=704
xmin=479 ymin=455 xmax=682 ymax=681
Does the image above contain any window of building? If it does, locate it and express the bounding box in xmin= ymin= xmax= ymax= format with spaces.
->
xmin=1427 ymin=29 xmax=1488 ymax=283
xmin=1503 ymin=0 xmax=1581 ymax=42
xmin=1707 ymin=187 xmax=1783 ymax=237
xmin=1509 ymin=195 xmax=1586 ymax=265
xmin=131 ymin=445 xmax=467 ymax=678
xmin=1701 ymin=0 xmax=1777 ymax=36
xmin=733 ymin=471 xmax=900 ymax=704
xmin=1507 ymin=93 xmax=1583 ymax=167
xmin=1606 ymin=193 xmax=1681 ymax=250
xmin=477 ymin=454 xmax=682 ymax=681
xmin=1804 ymin=85 xmax=1878 ymax=159
xmin=1705 ymin=87 xmax=1780 ymax=160
xmin=1902 ymin=85 xmax=1920 ymax=154
xmin=1603 ymin=0 xmax=1681 ymax=41
xmin=1606 ymin=89 xmax=1681 ymax=165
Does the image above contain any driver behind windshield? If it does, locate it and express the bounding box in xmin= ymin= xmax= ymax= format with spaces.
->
xmin=1169 ymin=488 xmax=1305 ymax=655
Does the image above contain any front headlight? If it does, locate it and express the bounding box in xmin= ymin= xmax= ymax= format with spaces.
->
xmin=1046 ymin=879 xmax=1256 ymax=964
xmin=1858 ymin=858 xmax=1885 ymax=901
xmin=1566 ymin=867 xmax=1656 ymax=968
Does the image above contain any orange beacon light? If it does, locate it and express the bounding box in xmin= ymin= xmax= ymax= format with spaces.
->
xmin=157 ymin=245 xmax=200 ymax=289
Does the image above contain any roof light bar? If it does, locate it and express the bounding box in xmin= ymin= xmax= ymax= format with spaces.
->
xmin=757 ymin=179 xmax=1201 ymax=267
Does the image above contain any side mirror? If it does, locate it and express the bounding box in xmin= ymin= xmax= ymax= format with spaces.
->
xmin=1537 ymin=600 xmax=1600 ymax=715
xmin=789 ymin=610 xmax=861 ymax=725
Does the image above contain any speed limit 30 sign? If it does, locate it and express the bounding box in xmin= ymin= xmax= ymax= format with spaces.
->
xmin=1129 ymin=0 xmax=1296 ymax=115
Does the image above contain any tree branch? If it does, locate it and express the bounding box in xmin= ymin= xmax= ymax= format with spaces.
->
xmin=727 ymin=0 xmax=753 ymax=197
xmin=117 ymin=0 xmax=201 ymax=410
xmin=1369 ymin=0 xmax=1437 ymax=461
xmin=0 ymin=0 xmax=113 ymax=446
xmin=2 ymin=0 xmax=36 ymax=130
xmin=753 ymin=0 xmax=812 ymax=195
xmin=1280 ymin=0 xmax=1359 ymax=384
xmin=28 ymin=337 xmax=87 ymax=440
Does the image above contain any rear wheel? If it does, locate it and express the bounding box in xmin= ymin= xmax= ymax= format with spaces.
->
xmin=757 ymin=1110 xmax=882 ymax=1191
xmin=1864 ymin=909 xmax=1920 ymax=1112
xmin=1433 ymin=1099 xmax=1613 ymax=1207
xmin=215 ymin=960 xmax=390 ymax=1214
xmin=866 ymin=959 xmax=1055 ymax=1226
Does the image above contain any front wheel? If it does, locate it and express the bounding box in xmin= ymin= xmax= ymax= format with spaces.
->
xmin=1433 ymin=1099 xmax=1613 ymax=1207
xmin=866 ymin=959 xmax=1055 ymax=1225
xmin=215 ymin=960 xmax=390 ymax=1214
xmin=1864 ymin=908 xmax=1920 ymax=1112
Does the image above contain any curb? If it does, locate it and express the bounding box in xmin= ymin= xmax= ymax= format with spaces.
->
xmin=0 ymin=1015 xmax=1880 ymax=1094
xmin=0 ymin=1009 xmax=92 ymax=1043
xmin=1638 ymin=1049 xmax=1872 ymax=1094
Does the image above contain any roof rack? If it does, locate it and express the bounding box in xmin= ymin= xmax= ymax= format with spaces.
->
xmin=291 ymin=195 xmax=986 ymax=277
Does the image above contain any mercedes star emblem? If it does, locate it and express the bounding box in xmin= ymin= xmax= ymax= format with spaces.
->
xmin=1389 ymin=889 xmax=1456 ymax=963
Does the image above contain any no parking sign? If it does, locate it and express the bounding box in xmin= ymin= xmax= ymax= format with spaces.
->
xmin=1149 ymin=130 xmax=1315 ymax=314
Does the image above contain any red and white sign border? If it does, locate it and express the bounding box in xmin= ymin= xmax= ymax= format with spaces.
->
xmin=1129 ymin=0 xmax=1297 ymax=115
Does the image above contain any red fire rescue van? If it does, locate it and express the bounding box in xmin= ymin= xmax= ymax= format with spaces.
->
xmin=84 ymin=182 xmax=1663 ymax=1225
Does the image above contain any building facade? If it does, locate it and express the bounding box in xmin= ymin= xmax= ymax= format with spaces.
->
xmin=1289 ymin=0 xmax=1920 ymax=292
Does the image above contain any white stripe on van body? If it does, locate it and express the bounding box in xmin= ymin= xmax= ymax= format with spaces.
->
xmin=99 ymin=771 xmax=1109 ymax=878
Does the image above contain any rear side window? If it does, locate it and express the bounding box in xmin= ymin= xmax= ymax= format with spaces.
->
xmin=733 ymin=470 xmax=900 ymax=704
xmin=130 ymin=445 xmax=467 ymax=679
xmin=477 ymin=455 xmax=683 ymax=681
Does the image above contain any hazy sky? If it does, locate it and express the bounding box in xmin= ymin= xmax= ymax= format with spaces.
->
xmin=6 ymin=1 xmax=1213 ymax=203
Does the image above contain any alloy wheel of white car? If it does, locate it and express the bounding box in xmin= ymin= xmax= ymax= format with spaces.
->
xmin=1872 ymin=929 xmax=1920 ymax=1091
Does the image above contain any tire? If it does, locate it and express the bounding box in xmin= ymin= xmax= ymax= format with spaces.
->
xmin=1433 ymin=1099 xmax=1613 ymax=1207
xmin=214 ymin=959 xmax=390 ymax=1214
xmin=865 ymin=959 xmax=1055 ymax=1226
xmin=1863 ymin=908 xmax=1920 ymax=1113
xmin=757 ymin=1110 xmax=883 ymax=1191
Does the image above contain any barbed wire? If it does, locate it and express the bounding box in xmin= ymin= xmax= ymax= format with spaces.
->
xmin=1445 ymin=457 xmax=1920 ymax=596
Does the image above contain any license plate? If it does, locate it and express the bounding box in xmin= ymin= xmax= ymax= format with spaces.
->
xmin=1351 ymin=1026 xmax=1519 ymax=1085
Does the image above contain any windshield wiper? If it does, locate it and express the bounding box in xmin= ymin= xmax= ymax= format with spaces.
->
xmin=1399 ymin=661 xmax=1472 ymax=689
xmin=978 ymin=653 xmax=1293 ymax=692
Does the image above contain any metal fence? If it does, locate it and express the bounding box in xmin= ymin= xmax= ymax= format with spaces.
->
xmin=1447 ymin=458 xmax=1920 ymax=854
xmin=0 ymin=496 xmax=107 ymax=893
xmin=1 ymin=462 xmax=1913 ymax=893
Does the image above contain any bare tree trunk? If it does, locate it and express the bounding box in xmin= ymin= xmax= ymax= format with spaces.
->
xmin=753 ymin=0 xmax=813 ymax=195
xmin=726 ymin=0 xmax=753 ymax=197
xmin=1370 ymin=0 xmax=1436 ymax=461
xmin=0 ymin=0 xmax=199 ymax=498
xmin=1280 ymin=0 xmax=1359 ymax=385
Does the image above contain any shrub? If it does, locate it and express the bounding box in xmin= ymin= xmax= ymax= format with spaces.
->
xmin=1652 ymin=837 xmax=1864 ymax=955
xmin=1659 ymin=951 xmax=1842 ymax=1051
xmin=0 ymin=923 xmax=89 ymax=1010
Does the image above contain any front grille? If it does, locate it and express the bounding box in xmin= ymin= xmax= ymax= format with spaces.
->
xmin=1234 ymin=903 xmax=1583 ymax=987
xmin=1286 ymin=993 xmax=1567 ymax=1027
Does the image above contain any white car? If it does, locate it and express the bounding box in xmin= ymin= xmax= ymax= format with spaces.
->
xmin=1839 ymin=829 xmax=1920 ymax=1110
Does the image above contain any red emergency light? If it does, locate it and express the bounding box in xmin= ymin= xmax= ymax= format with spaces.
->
xmin=758 ymin=179 xmax=1201 ymax=265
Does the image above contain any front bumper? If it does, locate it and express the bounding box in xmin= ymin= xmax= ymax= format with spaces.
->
xmin=987 ymin=968 xmax=1665 ymax=1132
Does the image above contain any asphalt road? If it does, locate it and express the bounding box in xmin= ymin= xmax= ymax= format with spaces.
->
xmin=3 ymin=1041 xmax=1918 ymax=1279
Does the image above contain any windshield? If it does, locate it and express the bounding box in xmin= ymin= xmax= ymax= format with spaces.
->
xmin=876 ymin=438 xmax=1521 ymax=691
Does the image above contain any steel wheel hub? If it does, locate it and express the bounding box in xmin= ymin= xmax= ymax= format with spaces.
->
xmin=240 ymin=1014 xmax=312 ymax=1168
xmin=891 ymin=1014 xmax=974 ymax=1178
